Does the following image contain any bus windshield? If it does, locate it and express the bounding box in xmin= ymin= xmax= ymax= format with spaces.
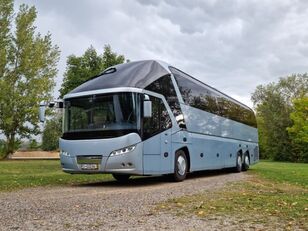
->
xmin=63 ymin=92 xmax=140 ymax=138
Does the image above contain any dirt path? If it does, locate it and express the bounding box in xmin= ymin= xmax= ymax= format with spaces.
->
xmin=0 ymin=171 xmax=251 ymax=231
xmin=11 ymin=151 xmax=59 ymax=159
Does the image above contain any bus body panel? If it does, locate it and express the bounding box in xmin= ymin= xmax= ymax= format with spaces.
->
xmin=181 ymin=104 xmax=258 ymax=143
xmin=187 ymin=132 xmax=258 ymax=172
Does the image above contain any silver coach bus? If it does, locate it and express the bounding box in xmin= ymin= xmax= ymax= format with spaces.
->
xmin=40 ymin=60 xmax=259 ymax=182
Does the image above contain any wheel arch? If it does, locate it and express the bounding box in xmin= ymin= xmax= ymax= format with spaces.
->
xmin=237 ymin=149 xmax=243 ymax=160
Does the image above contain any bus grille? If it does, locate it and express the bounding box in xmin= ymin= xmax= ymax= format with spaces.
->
xmin=77 ymin=155 xmax=102 ymax=164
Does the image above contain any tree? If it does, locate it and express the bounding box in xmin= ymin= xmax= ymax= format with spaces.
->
xmin=287 ymin=97 xmax=308 ymax=162
xmin=42 ymin=116 xmax=62 ymax=151
xmin=251 ymin=74 xmax=308 ymax=161
xmin=0 ymin=1 xmax=60 ymax=158
xmin=59 ymin=45 xmax=126 ymax=97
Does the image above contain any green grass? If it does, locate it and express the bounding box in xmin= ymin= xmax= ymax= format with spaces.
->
xmin=250 ymin=161 xmax=308 ymax=187
xmin=0 ymin=160 xmax=113 ymax=191
xmin=159 ymin=161 xmax=308 ymax=230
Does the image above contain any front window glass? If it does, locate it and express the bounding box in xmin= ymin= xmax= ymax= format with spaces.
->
xmin=63 ymin=92 xmax=140 ymax=138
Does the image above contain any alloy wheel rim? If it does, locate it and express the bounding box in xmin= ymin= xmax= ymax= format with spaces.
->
xmin=177 ymin=156 xmax=186 ymax=176
xmin=237 ymin=156 xmax=242 ymax=166
xmin=245 ymin=155 xmax=249 ymax=166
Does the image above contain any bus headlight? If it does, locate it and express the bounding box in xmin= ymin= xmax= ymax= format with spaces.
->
xmin=60 ymin=150 xmax=70 ymax=157
xmin=110 ymin=145 xmax=136 ymax=157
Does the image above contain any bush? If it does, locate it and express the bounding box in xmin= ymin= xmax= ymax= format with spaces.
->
xmin=0 ymin=139 xmax=22 ymax=159
xmin=42 ymin=117 xmax=62 ymax=151
xmin=29 ymin=139 xmax=40 ymax=150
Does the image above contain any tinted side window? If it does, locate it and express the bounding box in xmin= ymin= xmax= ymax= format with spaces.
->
xmin=170 ymin=67 xmax=257 ymax=128
xmin=171 ymin=68 xmax=219 ymax=114
xmin=217 ymin=96 xmax=257 ymax=127
xmin=143 ymin=96 xmax=172 ymax=139
xmin=145 ymin=75 xmax=185 ymax=127
xmin=243 ymin=108 xmax=257 ymax=128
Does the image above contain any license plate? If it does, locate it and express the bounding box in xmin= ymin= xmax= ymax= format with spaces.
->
xmin=81 ymin=164 xmax=99 ymax=170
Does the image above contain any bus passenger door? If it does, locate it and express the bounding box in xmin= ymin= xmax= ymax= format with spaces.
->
xmin=143 ymin=134 xmax=161 ymax=174
xmin=142 ymin=96 xmax=173 ymax=174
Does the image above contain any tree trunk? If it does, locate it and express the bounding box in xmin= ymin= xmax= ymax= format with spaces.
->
xmin=4 ymin=134 xmax=15 ymax=159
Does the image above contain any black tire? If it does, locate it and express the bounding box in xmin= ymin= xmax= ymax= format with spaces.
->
xmin=242 ymin=153 xmax=250 ymax=171
xmin=234 ymin=153 xmax=242 ymax=173
xmin=173 ymin=150 xmax=188 ymax=182
xmin=112 ymin=174 xmax=130 ymax=183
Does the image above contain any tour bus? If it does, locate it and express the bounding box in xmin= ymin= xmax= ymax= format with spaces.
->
xmin=40 ymin=60 xmax=259 ymax=182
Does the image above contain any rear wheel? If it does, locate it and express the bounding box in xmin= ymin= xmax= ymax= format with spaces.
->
xmin=173 ymin=150 xmax=188 ymax=182
xmin=112 ymin=174 xmax=130 ymax=183
xmin=234 ymin=154 xmax=242 ymax=173
xmin=242 ymin=153 xmax=250 ymax=171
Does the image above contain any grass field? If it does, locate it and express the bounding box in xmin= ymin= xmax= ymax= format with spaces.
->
xmin=0 ymin=160 xmax=112 ymax=191
xmin=159 ymin=161 xmax=308 ymax=230
xmin=250 ymin=161 xmax=308 ymax=187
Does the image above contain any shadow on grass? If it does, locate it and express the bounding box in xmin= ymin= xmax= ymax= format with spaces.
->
xmin=74 ymin=168 xmax=237 ymax=188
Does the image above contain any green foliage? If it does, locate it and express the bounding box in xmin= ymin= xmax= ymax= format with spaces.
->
xmin=287 ymin=97 xmax=308 ymax=162
xmin=0 ymin=140 xmax=6 ymax=159
xmin=287 ymin=97 xmax=308 ymax=142
xmin=0 ymin=0 xmax=60 ymax=158
xmin=28 ymin=139 xmax=40 ymax=150
xmin=0 ymin=138 xmax=21 ymax=159
xmin=251 ymin=74 xmax=308 ymax=162
xmin=59 ymin=45 xmax=126 ymax=97
xmin=42 ymin=117 xmax=62 ymax=151
xmin=0 ymin=160 xmax=112 ymax=191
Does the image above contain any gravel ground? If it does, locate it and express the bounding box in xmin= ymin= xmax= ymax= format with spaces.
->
xmin=0 ymin=171 xmax=253 ymax=231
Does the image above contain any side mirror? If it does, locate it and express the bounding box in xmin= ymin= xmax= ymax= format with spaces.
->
xmin=39 ymin=100 xmax=64 ymax=122
xmin=143 ymin=100 xmax=152 ymax=118
xmin=48 ymin=100 xmax=64 ymax=108
xmin=39 ymin=102 xmax=46 ymax=122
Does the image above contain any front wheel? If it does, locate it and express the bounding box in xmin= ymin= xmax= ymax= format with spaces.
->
xmin=112 ymin=174 xmax=130 ymax=183
xmin=173 ymin=150 xmax=188 ymax=182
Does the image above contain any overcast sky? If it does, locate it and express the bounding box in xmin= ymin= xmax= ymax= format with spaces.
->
xmin=15 ymin=0 xmax=308 ymax=107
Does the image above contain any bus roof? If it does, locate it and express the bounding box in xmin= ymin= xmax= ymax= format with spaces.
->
xmin=69 ymin=60 xmax=170 ymax=94
xmin=68 ymin=59 xmax=252 ymax=111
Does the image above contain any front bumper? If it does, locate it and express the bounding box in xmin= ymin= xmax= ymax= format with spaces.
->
xmin=60 ymin=142 xmax=143 ymax=175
